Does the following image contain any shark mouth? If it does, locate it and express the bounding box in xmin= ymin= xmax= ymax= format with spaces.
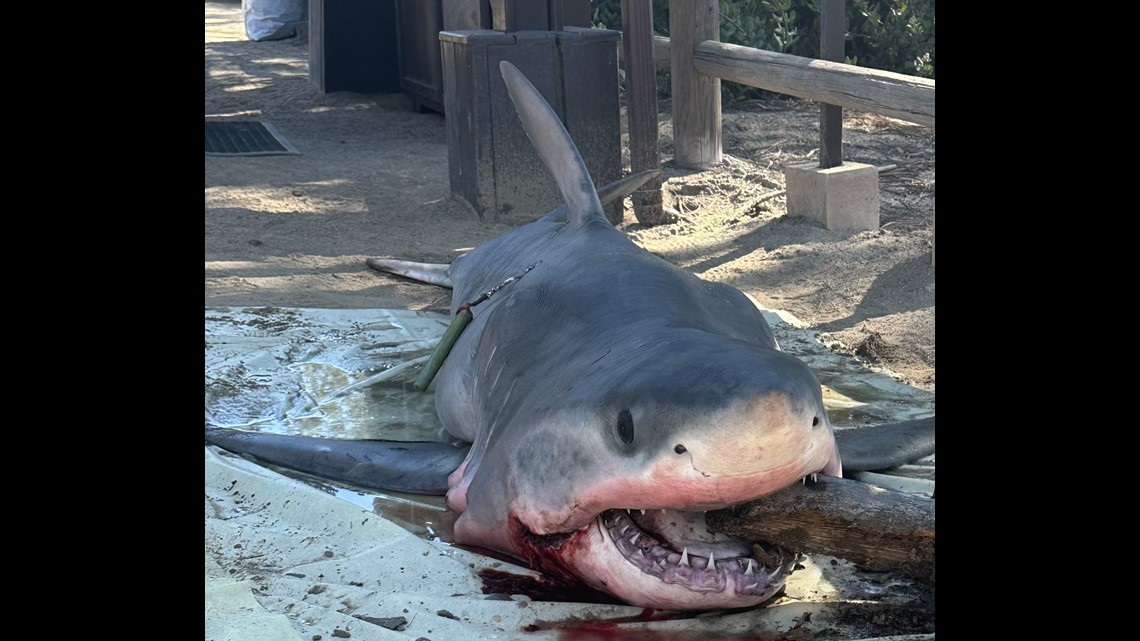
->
xmin=506 ymin=457 xmax=840 ymax=609
xmin=512 ymin=502 xmax=800 ymax=610
xmin=595 ymin=507 xmax=794 ymax=600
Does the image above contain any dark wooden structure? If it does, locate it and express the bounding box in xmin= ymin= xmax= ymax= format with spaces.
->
xmin=441 ymin=28 xmax=623 ymax=225
xmin=307 ymin=0 xmax=644 ymax=226
xmin=391 ymin=0 xmax=597 ymax=116
xmin=440 ymin=1 xmax=622 ymax=225
xmin=395 ymin=0 xmax=446 ymax=114
xmin=310 ymin=0 xmax=402 ymax=93
xmin=488 ymin=0 xmax=592 ymax=31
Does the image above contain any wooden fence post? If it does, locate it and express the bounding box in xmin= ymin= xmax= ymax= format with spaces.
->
xmin=819 ymin=0 xmax=844 ymax=168
xmin=622 ymin=0 xmax=667 ymax=223
xmin=670 ymin=0 xmax=721 ymax=168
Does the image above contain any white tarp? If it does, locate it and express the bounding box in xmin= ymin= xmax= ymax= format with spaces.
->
xmin=242 ymin=0 xmax=306 ymax=42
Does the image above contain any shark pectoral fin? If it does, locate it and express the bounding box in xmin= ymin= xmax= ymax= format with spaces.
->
xmin=366 ymin=258 xmax=454 ymax=288
xmin=205 ymin=427 xmax=471 ymax=495
xmin=834 ymin=416 xmax=935 ymax=472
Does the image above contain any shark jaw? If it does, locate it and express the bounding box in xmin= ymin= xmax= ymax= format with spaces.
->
xmin=505 ymin=466 xmax=838 ymax=611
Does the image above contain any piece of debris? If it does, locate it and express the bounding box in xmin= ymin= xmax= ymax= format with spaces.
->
xmin=352 ymin=615 xmax=407 ymax=631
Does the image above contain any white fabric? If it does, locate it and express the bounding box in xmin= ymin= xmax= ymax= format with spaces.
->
xmin=242 ymin=0 xmax=306 ymax=41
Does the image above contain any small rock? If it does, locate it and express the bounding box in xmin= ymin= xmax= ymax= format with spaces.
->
xmin=436 ymin=610 xmax=460 ymax=621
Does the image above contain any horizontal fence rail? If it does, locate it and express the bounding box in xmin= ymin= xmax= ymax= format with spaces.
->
xmin=647 ymin=35 xmax=935 ymax=128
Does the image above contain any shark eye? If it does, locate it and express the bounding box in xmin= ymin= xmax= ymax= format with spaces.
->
xmin=812 ymin=416 xmax=820 ymax=427
xmin=616 ymin=409 xmax=635 ymax=445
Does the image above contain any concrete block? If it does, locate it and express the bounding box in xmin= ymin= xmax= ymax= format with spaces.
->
xmin=785 ymin=162 xmax=880 ymax=231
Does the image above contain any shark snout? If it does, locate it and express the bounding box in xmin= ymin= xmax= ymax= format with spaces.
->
xmin=662 ymin=392 xmax=841 ymax=501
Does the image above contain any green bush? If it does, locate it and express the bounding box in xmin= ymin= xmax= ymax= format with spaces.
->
xmin=591 ymin=0 xmax=934 ymax=104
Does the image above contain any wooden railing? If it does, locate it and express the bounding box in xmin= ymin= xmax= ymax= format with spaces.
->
xmin=631 ymin=0 xmax=935 ymax=168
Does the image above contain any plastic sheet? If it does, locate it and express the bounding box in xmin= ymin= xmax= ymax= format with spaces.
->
xmin=242 ymin=0 xmax=306 ymax=41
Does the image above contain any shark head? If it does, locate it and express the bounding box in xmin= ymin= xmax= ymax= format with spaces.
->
xmin=445 ymin=327 xmax=841 ymax=610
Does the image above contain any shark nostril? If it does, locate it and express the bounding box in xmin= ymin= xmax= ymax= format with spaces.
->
xmin=674 ymin=444 xmax=687 ymax=454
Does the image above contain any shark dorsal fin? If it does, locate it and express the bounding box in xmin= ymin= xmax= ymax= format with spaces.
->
xmin=499 ymin=61 xmax=607 ymax=228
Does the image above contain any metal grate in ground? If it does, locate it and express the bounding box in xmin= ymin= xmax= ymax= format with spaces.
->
xmin=205 ymin=120 xmax=299 ymax=156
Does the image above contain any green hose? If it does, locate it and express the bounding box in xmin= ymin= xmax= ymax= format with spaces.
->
xmin=412 ymin=262 xmax=538 ymax=392
xmin=414 ymin=307 xmax=473 ymax=392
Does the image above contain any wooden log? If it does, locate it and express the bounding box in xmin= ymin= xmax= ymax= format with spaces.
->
xmin=649 ymin=36 xmax=934 ymax=128
xmin=694 ymin=41 xmax=935 ymax=127
xmin=621 ymin=0 xmax=668 ymax=225
xmin=669 ymin=0 xmax=721 ymax=167
xmin=706 ymin=475 xmax=935 ymax=584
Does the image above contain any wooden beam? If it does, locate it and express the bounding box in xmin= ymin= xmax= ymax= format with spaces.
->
xmin=707 ymin=475 xmax=935 ymax=584
xmin=694 ymin=40 xmax=935 ymax=127
xmin=650 ymin=36 xmax=934 ymax=127
xmin=669 ymin=0 xmax=721 ymax=167
xmin=621 ymin=0 xmax=668 ymax=224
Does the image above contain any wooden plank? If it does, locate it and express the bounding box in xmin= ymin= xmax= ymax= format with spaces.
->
xmin=707 ymin=475 xmax=935 ymax=584
xmin=310 ymin=0 xmax=325 ymax=91
xmin=441 ymin=28 xmax=623 ymax=225
xmin=620 ymin=0 xmax=667 ymax=224
xmin=488 ymin=32 xmax=564 ymax=222
xmin=442 ymin=0 xmax=490 ymax=30
xmin=441 ymin=30 xmax=517 ymax=219
xmin=620 ymin=33 xmax=670 ymax=71
xmin=560 ymin=28 xmax=624 ymax=225
xmin=395 ymin=0 xmax=446 ymax=114
xmin=669 ymin=0 xmax=721 ymax=168
xmin=559 ymin=0 xmax=594 ymax=28
xmin=487 ymin=0 xmax=592 ymax=31
xmin=694 ymin=40 xmax=936 ymax=127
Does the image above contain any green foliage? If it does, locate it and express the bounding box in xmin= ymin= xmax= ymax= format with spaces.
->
xmin=846 ymin=0 xmax=935 ymax=79
xmin=591 ymin=0 xmax=934 ymax=104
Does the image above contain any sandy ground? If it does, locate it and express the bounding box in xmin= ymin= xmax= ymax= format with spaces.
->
xmin=205 ymin=2 xmax=935 ymax=392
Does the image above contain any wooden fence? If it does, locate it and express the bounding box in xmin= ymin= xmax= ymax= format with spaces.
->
xmin=618 ymin=0 xmax=934 ymax=258
xmin=632 ymin=0 xmax=935 ymax=168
